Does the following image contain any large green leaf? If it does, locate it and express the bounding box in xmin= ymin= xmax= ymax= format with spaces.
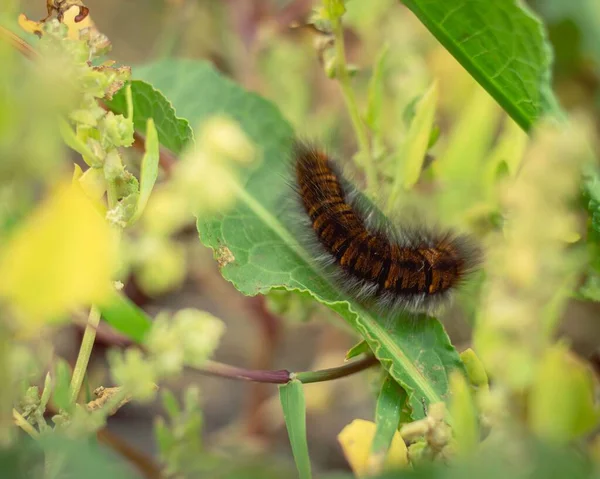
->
xmin=132 ymin=58 xmax=465 ymax=420
xmin=401 ymin=0 xmax=563 ymax=131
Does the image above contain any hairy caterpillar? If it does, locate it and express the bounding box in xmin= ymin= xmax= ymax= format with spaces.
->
xmin=291 ymin=141 xmax=481 ymax=315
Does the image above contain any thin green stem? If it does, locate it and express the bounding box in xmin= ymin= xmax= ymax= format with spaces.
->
xmin=106 ymin=182 xmax=119 ymax=210
xmin=332 ymin=19 xmax=377 ymax=193
xmin=12 ymin=409 xmax=39 ymax=439
xmin=69 ymin=305 xmax=101 ymax=405
xmin=294 ymin=354 xmax=379 ymax=384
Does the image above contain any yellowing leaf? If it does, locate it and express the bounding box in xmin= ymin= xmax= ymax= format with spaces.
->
xmin=0 ymin=182 xmax=115 ymax=330
xmin=17 ymin=14 xmax=43 ymax=37
xmin=61 ymin=5 xmax=94 ymax=40
xmin=338 ymin=419 xmax=407 ymax=477
xmin=529 ymin=344 xmax=600 ymax=442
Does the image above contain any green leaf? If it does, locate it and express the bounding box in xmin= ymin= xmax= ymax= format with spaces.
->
xmin=52 ymin=357 xmax=72 ymax=411
xmin=39 ymin=435 xmax=137 ymax=479
xmin=529 ymin=344 xmax=600 ymax=442
xmin=368 ymin=375 xmax=407 ymax=474
xmin=387 ymin=81 xmax=438 ymax=213
xmin=345 ymin=340 xmax=371 ymax=361
xmin=459 ymin=348 xmax=488 ymax=390
xmin=583 ymin=163 xmax=600 ymax=236
xmin=401 ymin=0 xmax=563 ymax=131
xmin=105 ymin=79 xmax=193 ymax=154
xmin=436 ymin=85 xmax=502 ymax=182
xmin=129 ymin=118 xmax=159 ymax=224
xmin=449 ymin=371 xmax=479 ymax=455
xmin=279 ymin=380 xmax=312 ymax=479
xmin=133 ymin=58 xmax=465 ymax=420
xmin=97 ymin=290 xmax=152 ymax=343
xmin=365 ymin=44 xmax=390 ymax=134
xmin=373 ymin=440 xmax=597 ymax=479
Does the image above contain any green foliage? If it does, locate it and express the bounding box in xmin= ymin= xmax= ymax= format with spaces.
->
xmin=97 ymin=289 xmax=152 ymax=342
xmin=279 ymin=380 xmax=312 ymax=479
xmin=124 ymin=58 xmax=465 ymax=419
xmin=1 ymin=1 xmax=600 ymax=478
xmin=401 ymin=0 xmax=563 ymax=131
xmin=369 ymin=375 xmax=408 ymax=471
xmin=105 ymin=79 xmax=193 ymax=154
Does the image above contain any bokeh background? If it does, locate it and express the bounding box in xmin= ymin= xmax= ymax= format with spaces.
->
xmin=14 ymin=0 xmax=600 ymax=476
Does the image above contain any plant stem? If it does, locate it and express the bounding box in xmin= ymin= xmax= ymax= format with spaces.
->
xmin=201 ymin=361 xmax=291 ymax=383
xmin=12 ymin=409 xmax=39 ymax=439
xmin=0 ymin=26 xmax=38 ymax=59
xmin=294 ymin=354 xmax=379 ymax=383
xmin=69 ymin=305 xmax=101 ymax=405
xmin=332 ymin=19 xmax=377 ymax=193
xmin=198 ymin=353 xmax=378 ymax=384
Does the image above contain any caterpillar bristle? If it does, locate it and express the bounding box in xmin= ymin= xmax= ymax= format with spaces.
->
xmin=291 ymin=140 xmax=482 ymax=315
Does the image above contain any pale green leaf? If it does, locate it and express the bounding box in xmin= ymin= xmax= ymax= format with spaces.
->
xmin=402 ymin=81 xmax=438 ymax=189
xmin=279 ymin=380 xmax=312 ymax=479
xmin=449 ymin=371 xmax=479 ymax=455
xmin=365 ymin=44 xmax=390 ymax=133
xmin=367 ymin=375 xmax=407 ymax=474
xmin=129 ymin=118 xmax=159 ymax=224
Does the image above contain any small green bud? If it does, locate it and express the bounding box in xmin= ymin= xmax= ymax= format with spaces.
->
xmin=322 ymin=0 xmax=346 ymax=21
xmin=100 ymin=112 xmax=134 ymax=148
xmin=103 ymin=149 xmax=125 ymax=182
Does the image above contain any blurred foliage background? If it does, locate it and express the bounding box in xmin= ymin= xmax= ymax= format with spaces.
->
xmin=4 ymin=0 xmax=600 ymax=477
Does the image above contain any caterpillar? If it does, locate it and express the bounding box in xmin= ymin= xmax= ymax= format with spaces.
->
xmin=291 ymin=141 xmax=481 ymax=315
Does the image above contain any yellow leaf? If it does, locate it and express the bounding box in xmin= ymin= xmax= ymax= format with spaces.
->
xmin=17 ymin=13 xmax=43 ymax=37
xmin=338 ymin=419 xmax=408 ymax=477
xmin=0 ymin=182 xmax=115 ymax=331
xmin=61 ymin=5 xmax=94 ymax=40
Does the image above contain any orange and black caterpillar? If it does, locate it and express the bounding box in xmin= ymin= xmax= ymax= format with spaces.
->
xmin=292 ymin=141 xmax=481 ymax=314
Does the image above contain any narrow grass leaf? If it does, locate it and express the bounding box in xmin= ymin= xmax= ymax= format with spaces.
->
xmin=367 ymin=375 xmax=407 ymax=475
xmin=279 ymin=379 xmax=312 ymax=479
